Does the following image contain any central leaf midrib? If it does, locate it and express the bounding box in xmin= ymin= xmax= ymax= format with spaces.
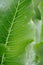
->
xmin=5 ymin=0 xmax=20 ymax=46
xmin=1 ymin=0 xmax=20 ymax=65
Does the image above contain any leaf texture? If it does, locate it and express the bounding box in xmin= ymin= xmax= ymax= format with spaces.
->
xmin=0 ymin=0 xmax=35 ymax=65
xmin=34 ymin=42 xmax=43 ymax=65
xmin=32 ymin=0 xmax=42 ymax=19
xmin=32 ymin=1 xmax=43 ymax=65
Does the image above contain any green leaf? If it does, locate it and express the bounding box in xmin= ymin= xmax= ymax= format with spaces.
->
xmin=0 ymin=44 xmax=6 ymax=64
xmin=32 ymin=2 xmax=43 ymax=65
xmin=34 ymin=42 xmax=43 ymax=65
xmin=32 ymin=1 xmax=43 ymax=43
xmin=0 ymin=44 xmax=6 ymax=56
xmin=32 ymin=0 xmax=42 ymax=19
xmin=0 ymin=0 xmax=35 ymax=65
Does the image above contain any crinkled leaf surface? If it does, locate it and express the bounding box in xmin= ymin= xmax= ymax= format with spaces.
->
xmin=32 ymin=0 xmax=42 ymax=19
xmin=32 ymin=1 xmax=43 ymax=43
xmin=0 ymin=0 xmax=35 ymax=65
xmin=33 ymin=2 xmax=43 ymax=65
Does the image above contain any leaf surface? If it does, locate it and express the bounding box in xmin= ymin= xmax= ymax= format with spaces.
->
xmin=34 ymin=42 xmax=43 ymax=65
xmin=32 ymin=0 xmax=42 ymax=19
xmin=0 ymin=0 xmax=35 ymax=65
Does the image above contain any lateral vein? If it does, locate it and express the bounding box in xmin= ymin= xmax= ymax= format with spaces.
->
xmin=1 ymin=0 xmax=20 ymax=65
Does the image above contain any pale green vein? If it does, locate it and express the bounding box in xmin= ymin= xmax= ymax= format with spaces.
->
xmin=1 ymin=0 xmax=20 ymax=65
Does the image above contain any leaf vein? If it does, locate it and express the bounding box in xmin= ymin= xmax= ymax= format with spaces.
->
xmin=1 ymin=0 xmax=20 ymax=65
